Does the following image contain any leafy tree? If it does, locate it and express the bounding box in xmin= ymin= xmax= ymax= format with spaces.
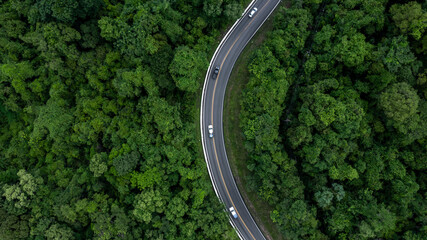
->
xmin=390 ymin=1 xmax=427 ymax=40
xmin=132 ymin=189 xmax=166 ymax=224
xmin=0 ymin=61 xmax=37 ymax=101
xmin=0 ymin=209 xmax=29 ymax=240
xmin=91 ymin=204 xmax=132 ymax=240
xmin=29 ymin=0 xmax=103 ymax=24
xmin=169 ymin=46 xmax=208 ymax=92
xmin=2 ymin=170 xmax=42 ymax=209
xmin=112 ymin=67 xmax=144 ymax=98
xmin=113 ymin=150 xmax=140 ymax=176
xmin=30 ymin=98 xmax=74 ymax=155
xmin=203 ymin=0 xmax=223 ymax=17
xmin=379 ymin=82 xmax=420 ymax=132
xmin=314 ymin=188 xmax=334 ymax=208
xmin=89 ymin=152 xmax=108 ymax=177
xmin=130 ymin=167 xmax=164 ymax=190
xmin=271 ymin=200 xmax=321 ymax=239
xmin=379 ymin=36 xmax=417 ymax=74
xmin=333 ymin=33 xmax=373 ymax=67
xmin=44 ymin=223 xmax=75 ymax=240
xmin=224 ymin=3 xmax=243 ymax=21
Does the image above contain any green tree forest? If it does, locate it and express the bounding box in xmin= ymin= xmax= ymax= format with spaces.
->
xmin=240 ymin=0 xmax=426 ymax=239
xmin=0 ymin=0 xmax=246 ymax=239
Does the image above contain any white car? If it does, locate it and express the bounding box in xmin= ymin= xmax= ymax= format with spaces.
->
xmin=208 ymin=125 xmax=213 ymax=138
xmin=229 ymin=207 xmax=238 ymax=218
xmin=248 ymin=7 xmax=258 ymax=18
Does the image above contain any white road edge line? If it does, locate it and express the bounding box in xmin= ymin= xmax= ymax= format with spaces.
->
xmin=200 ymin=2 xmax=257 ymax=239
xmin=200 ymin=0 xmax=281 ymax=239
xmin=219 ymin=1 xmax=282 ymax=239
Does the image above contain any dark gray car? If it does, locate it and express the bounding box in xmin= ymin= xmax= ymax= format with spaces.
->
xmin=212 ymin=66 xmax=219 ymax=79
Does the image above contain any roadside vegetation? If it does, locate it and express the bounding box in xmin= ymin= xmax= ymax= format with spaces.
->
xmin=0 ymin=0 xmax=248 ymax=239
xmin=224 ymin=3 xmax=284 ymax=239
xmin=240 ymin=0 xmax=426 ymax=239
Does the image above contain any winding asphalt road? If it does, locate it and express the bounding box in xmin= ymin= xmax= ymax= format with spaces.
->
xmin=200 ymin=0 xmax=281 ymax=239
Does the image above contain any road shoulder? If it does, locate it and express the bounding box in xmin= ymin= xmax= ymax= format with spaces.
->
xmin=223 ymin=4 xmax=285 ymax=240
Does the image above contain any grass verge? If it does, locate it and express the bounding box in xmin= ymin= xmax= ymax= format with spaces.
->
xmin=223 ymin=5 xmax=285 ymax=240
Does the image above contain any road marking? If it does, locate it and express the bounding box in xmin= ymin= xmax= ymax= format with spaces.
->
xmin=208 ymin=1 xmax=273 ymax=239
xmin=210 ymin=20 xmax=256 ymax=240
xmin=212 ymin=138 xmax=255 ymax=239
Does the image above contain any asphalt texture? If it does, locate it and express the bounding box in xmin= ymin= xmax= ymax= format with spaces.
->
xmin=200 ymin=0 xmax=281 ymax=239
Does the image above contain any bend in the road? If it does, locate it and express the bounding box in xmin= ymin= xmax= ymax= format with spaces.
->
xmin=200 ymin=1 xmax=281 ymax=239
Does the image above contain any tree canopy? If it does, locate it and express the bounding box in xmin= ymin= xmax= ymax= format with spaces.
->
xmin=0 ymin=0 xmax=245 ymax=239
xmin=240 ymin=0 xmax=427 ymax=239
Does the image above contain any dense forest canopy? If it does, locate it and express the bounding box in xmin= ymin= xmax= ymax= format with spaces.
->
xmin=240 ymin=0 xmax=426 ymax=239
xmin=0 ymin=0 xmax=246 ymax=239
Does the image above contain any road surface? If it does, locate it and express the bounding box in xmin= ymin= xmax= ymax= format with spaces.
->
xmin=200 ymin=0 xmax=281 ymax=239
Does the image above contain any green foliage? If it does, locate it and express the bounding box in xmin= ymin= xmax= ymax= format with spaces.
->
xmin=45 ymin=223 xmax=75 ymax=240
xmin=314 ymin=188 xmax=334 ymax=208
xmin=379 ymin=82 xmax=419 ymax=125
xmin=89 ymin=153 xmax=108 ymax=177
xmin=0 ymin=0 xmax=243 ymax=239
xmin=271 ymin=200 xmax=322 ymax=239
xmin=240 ymin=0 xmax=426 ymax=239
xmin=224 ymin=3 xmax=243 ymax=21
xmin=240 ymin=45 xmax=295 ymax=205
xmin=113 ymin=150 xmax=140 ymax=176
xmin=29 ymin=0 xmax=103 ymax=24
xmin=380 ymin=36 xmax=417 ymax=74
xmin=0 ymin=209 xmax=29 ymax=240
xmin=315 ymin=184 xmax=345 ymax=209
xmin=169 ymin=46 xmax=208 ymax=92
xmin=132 ymin=189 xmax=166 ymax=223
xmin=203 ymin=0 xmax=223 ymax=17
xmin=333 ymin=33 xmax=373 ymax=67
xmin=390 ymin=1 xmax=427 ymax=40
xmin=91 ymin=204 xmax=131 ymax=240
xmin=130 ymin=167 xmax=163 ymax=190
xmin=2 ymin=170 xmax=42 ymax=209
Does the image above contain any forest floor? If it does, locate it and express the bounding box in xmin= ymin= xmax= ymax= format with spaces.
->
xmin=223 ymin=4 xmax=285 ymax=240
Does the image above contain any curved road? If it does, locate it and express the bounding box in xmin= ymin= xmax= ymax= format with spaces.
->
xmin=200 ymin=0 xmax=281 ymax=239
